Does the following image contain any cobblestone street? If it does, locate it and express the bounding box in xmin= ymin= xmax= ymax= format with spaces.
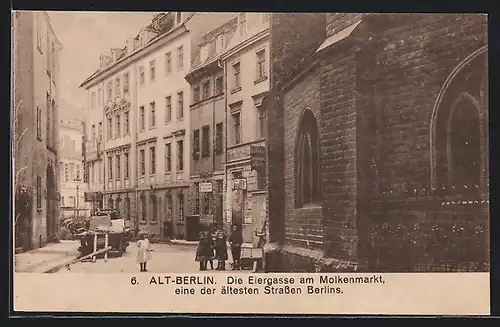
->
xmin=59 ymin=243 xmax=249 ymax=274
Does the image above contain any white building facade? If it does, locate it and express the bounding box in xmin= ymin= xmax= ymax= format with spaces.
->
xmin=59 ymin=107 xmax=91 ymax=220
xmin=81 ymin=12 xmax=237 ymax=239
xmin=220 ymin=12 xmax=270 ymax=244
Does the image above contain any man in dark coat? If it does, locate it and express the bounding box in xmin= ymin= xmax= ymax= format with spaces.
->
xmin=229 ymin=224 xmax=243 ymax=270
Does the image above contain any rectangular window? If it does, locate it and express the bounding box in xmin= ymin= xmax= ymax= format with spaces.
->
xmin=256 ymin=49 xmax=267 ymax=80
xmin=233 ymin=62 xmax=241 ymax=89
xmin=139 ymin=66 xmax=145 ymax=85
xmin=107 ymin=81 xmax=113 ymax=101
xmin=91 ymin=92 xmax=96 ymax=109
xmin=177 ymin=91 xmax=184 ymax=119
xmin=124 ymin=152 xmax=129 ymax=179
xmin=107 ymin=117 xmax=113 ymax=139
xmin=149 ymin=102 xmax=156 ymax=128
xmin=203 ymin=195 xmax=211 ymax=215
xmin=165 ymin=143 xmax=172 ymax=173
xmin=257 ymin=167 xmax=266 ymax=190
xmin=76 ymin=164 xmax=81 ymax=181
xmin=123 ymin=72 xmax=129 ymax=92
xmin=36 ymin=106 xmax=42 ymax=141
xmin=36 ymin=176 xmax=42 ymax=209
xmin=150 ymin=60 xmax=156 ymax=82
xmin=124 ymin=111 xmax=130 ymax=135
xmin=139 ymin=106 xmax=145 ymax=131
xmin=193 ymin=86 xmax=200 ymax=103
xmin=108 ymin=156 xmax=113 ymax=180
xmin=46 ymin=94 xmax=51 ymax=146
xmin=165 ymin=52 xmax=172 ymax=74
xmin=202 ymin=81 xmax=210 ymax=100
xmin=150 ymin=146 xmax=156 ymax=175
xmin=215 ymin=76 xmax=224 ymax=95
xmin=140 ymin=195 xmax=146 ymax=222
xmin=46 ymin=33 xmax=51 ymax=76
xmin=232 ymin=112 xmax=241 ymax=145
xmin=151 ymin=196 xmax=157 ymax=222
xmin=215 ymin=122 xmax=223 ymax=154
xmin=115 ymin=113 xmax=121 ymax=138
xmin=116 ymin=154 xmax=121 ymax=180
xmin=115 ymin=76 xmax=121 ymax=97
xmin=193 ymin=129 xmax=200 ymax=159
xmin=215 ymin=34 xmax=225 ymax=54
xmin=177 ymin=140 xmax=184 ymax=171
xmin=98 ymin=88 xmax=102 ymax=106
xmin=202 ymin=125 xmax=210 ymax=157
xmin=258 ymin=106 xmax=267 ymax=138
xmin=140 ymin=149 xmax=145 ymax=176
xmin=177 ymin=46 xmax=184 ymax=70
xmin=98 ymin=122 xmax=103 ymax=141
xmin=91 ymin=124 xmax=96 ymax=140
xmin=239 ymin=13 xmax=247 ymax=36
xmin=178 ymin=193 xmax=184 ymax=221
xmin=69 ymin=163 xmax=75 ymax=181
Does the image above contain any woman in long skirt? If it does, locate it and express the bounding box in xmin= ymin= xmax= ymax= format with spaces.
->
xmin=195 ymin=231 xmax=214 ymax=271
xmin=136 ymin=233 xmax=152 ymax=272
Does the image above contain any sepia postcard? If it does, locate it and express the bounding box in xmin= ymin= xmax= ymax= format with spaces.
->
xmin=11 ymin=11 xmax=490 ymax=315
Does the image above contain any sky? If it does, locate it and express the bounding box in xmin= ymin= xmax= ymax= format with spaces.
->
xmin=47 ymin=11 xmax=159 ymax=110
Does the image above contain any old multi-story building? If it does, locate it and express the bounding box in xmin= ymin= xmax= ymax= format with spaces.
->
xmin=265 ymin=13 xmax=489 ymax=272
xmin=184 ymin=16 xmax=238 ymax=231
xmin=59 ymin=100 xmax=90 ymax=220
xmin=80 ymin=12 xmax=237 ymax=239
xmin=13 ymin=11 xmax=63 ymax=250
xmin=219 ymin=13 xmax=270 ymax=244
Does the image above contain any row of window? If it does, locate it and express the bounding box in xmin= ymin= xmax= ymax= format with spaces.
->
xmin=138 ymin=46 xmax=184 ymax=87
xmin=138 ymin=91 xmax=184 ymax=132
xmin=106 ymin=111 xmax=131 ymax=140
xmin=91 ymin=72 xmax=131 ymax=110
xmin=35 ymin=94 xmax=57 ymax=150
xmin=36 ymin=12 xmax=58 ymax=82
xmin=106 ymin=152 xmax=131 ymax=181
xmin=138 ymin=193 xmax=184 ymax=222
xmin=60 ymin=162 xmax=82 ymax=182
xmin=229 ymin=49 xmax=267 ymax=92
xmin=137 ymin=140 xmax=184 ymax=178
xmin=192 ymin=76 xmax=224 ymax=104
xmin=192 ymin=123 xmax=224 ymax=159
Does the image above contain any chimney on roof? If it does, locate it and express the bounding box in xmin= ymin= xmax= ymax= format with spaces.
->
xmin=125 ymin=37 xmax=135 ymax=54
xmin=99 ymin=54 xmax=112 ymax=70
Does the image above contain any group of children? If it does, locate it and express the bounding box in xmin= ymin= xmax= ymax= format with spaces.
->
xmin=195 ymin=224 xmax=243 ymax=271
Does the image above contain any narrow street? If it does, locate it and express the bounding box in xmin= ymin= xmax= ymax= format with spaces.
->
xmin=59 ymin=243 xmax=247 ymax=274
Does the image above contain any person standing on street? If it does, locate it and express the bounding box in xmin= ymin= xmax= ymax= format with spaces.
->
xmin=136 ymin=233 xmax=152 ymax=272
xmin=229 ymin=224 xmax=243 ymax=270
xmin=214 ymin=229 xmax=228 ymax=270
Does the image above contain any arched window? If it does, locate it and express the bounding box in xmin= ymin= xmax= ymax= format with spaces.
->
xmin=295 ymin=109 xmax=320 ymax=207
xmin=432 ymin=48 xmax=487 ymax=197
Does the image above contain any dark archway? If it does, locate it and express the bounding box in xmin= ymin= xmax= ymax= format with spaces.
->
xmin=46 ymin=164 xmax=57 ymax=241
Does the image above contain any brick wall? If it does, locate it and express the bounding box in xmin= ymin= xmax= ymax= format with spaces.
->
xmin=283 ymin=66 xmax=323 ymax=249
xmin=267 ymin=13 xmax=326 ymax=245
xmin=326 ymin=13 xmax=364 ymax=36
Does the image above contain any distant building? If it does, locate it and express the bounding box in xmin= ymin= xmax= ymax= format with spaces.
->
xmin=59 ymin=100 xmax=90 ymax=220
xmin=13 ymin=11 xmax=63 ymax=250
xmin=266 ymin=13 xmax=489 ymax=272
xmin=184 ymin=15 xmax=238 ymax=230
xmin=80 ymin=12 xmax=238 ymax=239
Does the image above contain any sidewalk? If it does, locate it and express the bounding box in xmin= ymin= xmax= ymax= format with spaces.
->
xmin=168 ymin=239 xmax=255 ymax=248
xmin=15 ymin=240 xmax=80 ymax=273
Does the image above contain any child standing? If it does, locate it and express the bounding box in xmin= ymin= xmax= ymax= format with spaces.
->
xmin=136 ymin=233 xmax=152 ymax=272
xmin=195 ymin=231 xmax=214 ymax=271
xmin=214 ymin=230 xmax=228 ymax=270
